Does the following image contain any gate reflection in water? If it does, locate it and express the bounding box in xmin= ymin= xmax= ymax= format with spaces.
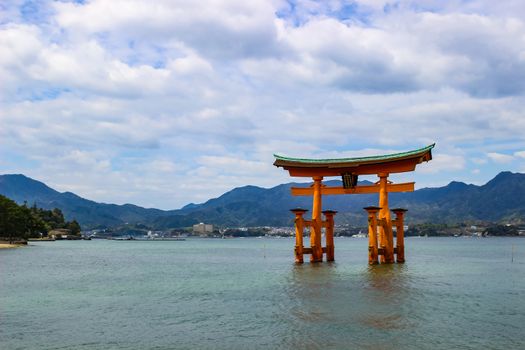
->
xmin=282 ymin=262 xmax=418 ymax=349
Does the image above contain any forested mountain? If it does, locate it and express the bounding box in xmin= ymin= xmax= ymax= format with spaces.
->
xmin=1 ymin=172 xmax=524 ymax=229
xmin=0 ymin=174 xmax=172 ymax=228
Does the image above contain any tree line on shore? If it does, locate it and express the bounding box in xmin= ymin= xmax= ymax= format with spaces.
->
xmin=0 ymin=195 xmax=81 ymax=240
xmin=405 ymin=222 xmax=524 ymax=236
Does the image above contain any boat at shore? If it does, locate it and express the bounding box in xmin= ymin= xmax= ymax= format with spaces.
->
xmin=107 ymin=236 xmax=135 ymax=241
xmin=352 ymin=233 xmax=367 ymax=238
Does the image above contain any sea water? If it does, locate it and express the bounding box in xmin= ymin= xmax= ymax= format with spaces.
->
xmin=1 ymin=237 xmax=524 ymax=349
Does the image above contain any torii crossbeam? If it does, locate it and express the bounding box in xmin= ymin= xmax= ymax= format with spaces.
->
xmin=273 ymin=144 xmax=434 ymax=264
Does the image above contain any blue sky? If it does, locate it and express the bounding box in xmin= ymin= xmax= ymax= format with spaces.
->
xmin=1 ymin=0 xmax=525 ymax=209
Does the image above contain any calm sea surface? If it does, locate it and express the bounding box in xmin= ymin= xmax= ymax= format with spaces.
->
xmin=1 ymin=237 xmax=525 ymax=349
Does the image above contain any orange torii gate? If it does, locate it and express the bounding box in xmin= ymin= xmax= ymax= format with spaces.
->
xmin=273 ymin=144 xmax=434 ymax=264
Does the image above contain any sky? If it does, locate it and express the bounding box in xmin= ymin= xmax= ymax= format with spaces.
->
xmin=1 ymin=0 xmax=525 ymax=209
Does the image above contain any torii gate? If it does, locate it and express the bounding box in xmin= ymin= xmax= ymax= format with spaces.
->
xmin=273 ymin=144 xmax=434 ymax=264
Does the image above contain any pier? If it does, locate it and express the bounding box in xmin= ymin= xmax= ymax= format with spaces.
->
xmin=274 ymin=144 xmax=434 ymax=264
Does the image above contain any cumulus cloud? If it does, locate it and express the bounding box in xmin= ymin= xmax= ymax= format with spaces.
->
xmin=487 ymin=152 xmax=515 ymax=164
xmin=514 ymin=151 xmax=525 ymax=159
xmin=418 ymin=153 xmax=466 ymax=174
xmin=52 ymin=0 xmax=284 ymax=60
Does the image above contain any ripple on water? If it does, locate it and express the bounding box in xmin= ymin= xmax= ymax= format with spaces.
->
xmin=1 ymin=238 xmax=525 ymax=349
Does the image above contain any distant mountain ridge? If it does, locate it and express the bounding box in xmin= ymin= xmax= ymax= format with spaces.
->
xmin=0 ymin=174 xmax=173 ymax=228
xmin=1 ymin=172 xmax=524 ymax=229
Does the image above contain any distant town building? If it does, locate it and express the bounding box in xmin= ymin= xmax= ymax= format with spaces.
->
xmin=48 ymin=228 xmax=71 ymax=239
xmin=193 ymin=223 xmax=214 ymax=235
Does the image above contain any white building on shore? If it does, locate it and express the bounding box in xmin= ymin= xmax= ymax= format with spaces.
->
xmin=193 ymin=223 xmax=214 ymax=235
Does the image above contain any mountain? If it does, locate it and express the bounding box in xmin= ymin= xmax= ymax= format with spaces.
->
xmin=0 ymin=174 xmax=173 ymax=228
xmin=1 ymin=172 xmax=525 ymax=229
xmin=379 ymin=172 xmax=525 ymax=223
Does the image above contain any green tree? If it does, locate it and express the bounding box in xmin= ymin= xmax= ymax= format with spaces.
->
xmin=0 ymin=195 xmax=27 ymax=241
xmin=50 ymin=208 xmax=66 ymax=229
xmin=67 ymin=220 xmax=81 ymax=236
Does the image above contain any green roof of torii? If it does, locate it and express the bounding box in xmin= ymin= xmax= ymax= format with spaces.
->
xmin=273 ymin=143 xmax=435 ymax=167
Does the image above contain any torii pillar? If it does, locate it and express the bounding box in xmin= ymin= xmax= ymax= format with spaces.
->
xmin=310 ymin=176 xmax=323 ymax=262
xmin=378 ymin=173 xmax=394 ymax=263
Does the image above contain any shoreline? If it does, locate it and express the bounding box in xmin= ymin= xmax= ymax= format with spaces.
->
xmin=0 ymin=243 xmax=26 ymax=249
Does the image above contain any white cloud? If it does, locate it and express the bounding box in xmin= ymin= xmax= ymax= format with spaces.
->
xmin=52 ymin=0 xmax=283 ymax=60
xmin=514 ymin=151 xmax=525 ymax=159
xmin=471 ymin=157 xmax=488 ymax=165
xmin=487 ymin=152 xmax=515 ymax=163
xmin=239 ymin=10 xmax=525 ymax=97
xmin=418 ymin=153 xmax=466 ymax=174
